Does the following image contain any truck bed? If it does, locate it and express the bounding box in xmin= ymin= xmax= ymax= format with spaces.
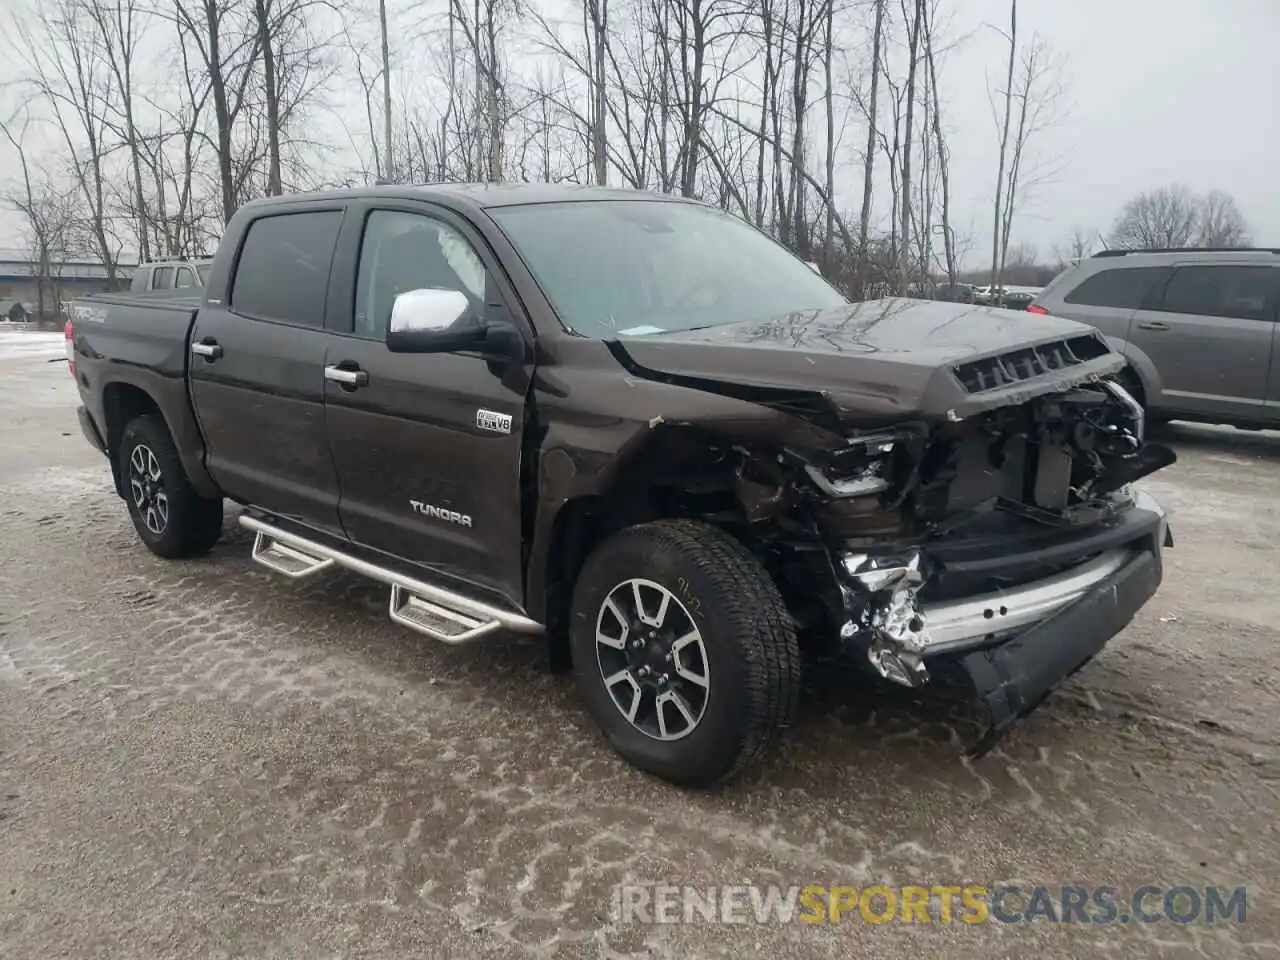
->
xmin=71 ymin=291 xmax=216 ymax=499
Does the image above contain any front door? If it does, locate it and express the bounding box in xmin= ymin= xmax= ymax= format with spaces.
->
xmin=321 ymin=203 xmax=533 ymax=609
xmin=1126 ymin=263 xmax=1279 ymax=422
xmin=189 ymin=206 xmax=347 ymax=536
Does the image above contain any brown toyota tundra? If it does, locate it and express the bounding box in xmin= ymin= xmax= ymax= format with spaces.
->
xmin=68 ymin=185 xmax=1175 ymax=787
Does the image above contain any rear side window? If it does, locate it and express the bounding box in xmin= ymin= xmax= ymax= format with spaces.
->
xmin=152 ymin=266 xmax=174 ymax=289
xmin=1154 ymin=265 xmax=1277 ymax=322
xmin=1062 ymin=266 xmax=1165 ymax=309
xmin=231 ymin=211 xmax=343 ymax=326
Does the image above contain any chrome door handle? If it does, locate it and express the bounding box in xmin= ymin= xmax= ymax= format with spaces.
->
xmin=324 ymin=364 xmax=369 ymax=387
xmin=1136 ymin=320 xmax=1169 ymax=331
xmin=191 ymin=340 xmax=223 ymax=360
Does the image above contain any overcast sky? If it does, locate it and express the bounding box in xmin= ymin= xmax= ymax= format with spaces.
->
xmin=0 ymin=0 xmax=1276 ymax=264
xmin=940 ymin=0 xmax=1279 ymax=257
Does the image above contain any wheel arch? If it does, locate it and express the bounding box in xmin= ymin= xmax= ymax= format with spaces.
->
xmin=1107 ymin=337 xmax=1161 ymax=410
xmin=100 ymin=377 xmax=219 ymax=499
xmin=526 ymin=424 xmax=758 ymax=670
xmin=102 ymin=381 xmax=165 ymax=498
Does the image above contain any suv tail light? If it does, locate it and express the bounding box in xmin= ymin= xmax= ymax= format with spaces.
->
xmin=1027 ymin=304 xmax=1049 ymax=315
xmin=64 ymin=317 xmax=76 ymax=378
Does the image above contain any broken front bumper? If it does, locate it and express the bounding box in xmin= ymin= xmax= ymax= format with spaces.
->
xmin=836 ymin=490 xmax=1170 ymax=745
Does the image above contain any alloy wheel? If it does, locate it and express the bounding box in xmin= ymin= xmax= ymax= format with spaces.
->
xmin=128 ymin=443 xmax=169 ymax=536
xmin=594 ymin=578 xmax=710 ymax=741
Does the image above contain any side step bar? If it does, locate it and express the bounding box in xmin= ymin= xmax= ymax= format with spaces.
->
xmin=240 ymin=515 xmax=543 ymax=645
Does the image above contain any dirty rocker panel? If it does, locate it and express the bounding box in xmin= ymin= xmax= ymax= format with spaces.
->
xmin=957 ymin=542 xmax=1162 ymax=755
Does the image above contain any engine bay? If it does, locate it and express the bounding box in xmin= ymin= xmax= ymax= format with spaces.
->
xmin=786 ymin=377 xmax=1175 ymax=542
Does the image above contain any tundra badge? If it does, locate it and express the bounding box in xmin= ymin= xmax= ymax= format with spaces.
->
xmin=476 ymin=409 xmax=512 ymax=434
xmin=409 ymin=500 xmax=473 ymax=527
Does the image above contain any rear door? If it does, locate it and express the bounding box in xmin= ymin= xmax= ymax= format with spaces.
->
xmin=152 ymin=266 xmax=174 ymax=291
xmin=174 ymin=265 xmax=198 ymax=290
xmin=188 ymin=205 xmax=347 ymax=536
xmin=321 ymin=200 xmax=534 ymax=608
xmin=1046 ymin=264 xmax=1170 ymax=343
xmin=1127 ymin=263 xmax=1279 ymax=421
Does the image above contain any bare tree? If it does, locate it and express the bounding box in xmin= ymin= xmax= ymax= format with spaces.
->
xmin=1051 ymin=225 xmax=1093 ymax=267
xmin=821 ymin=0 xmax=835 ymax=266
xmin=174 ymin=0 xmax=263 ymax=222
xmin=922 ymin=0 xmax=955 ymax=287
xmin=853 ymin=0 xmax=885 ymax=293
xmin=897 ymin=0 xmax=924 ymax=287
xmin=1110 ymin=184 xmax=1201 ymax=249
xmin=586 ymin=0 xmax=609 ymax=185
xmin=0 ymin=112 xmax=78 ymax=319
xmin=80 ymin=0 xmax=151 ymax=262
xmin=988 ymin=0 xmax=1016 ymax=290
xmin=252 ymin=0 xmax=284 ymax=194
xmin=1196 ymin=190 xmax=1251 ymax=247
xmin=379 ymin=0 xmax=394 ymax=178
xmin=995 ymin=34 xmax=1062 ymax=284
xmin=449 ymin=0 xmax=517 ymax=181
xmin=12 ymin=0 xmax=122 ymax=279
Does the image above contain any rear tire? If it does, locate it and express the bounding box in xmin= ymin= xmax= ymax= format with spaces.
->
xmin=118 ymin=414 xmax=223 ymax=559
xmin=569 ymin=519 xmax=801 ymax=787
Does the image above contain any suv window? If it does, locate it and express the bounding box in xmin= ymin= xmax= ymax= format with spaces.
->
xmin=1062 ymin=266 xmax=1165 ymax=309
xmin=152 ymin=267 xmax=174 ymax=290
xmin=174 ymin=267 xmax=196 ymax=289
xmin=231 ymin=210 xmax=343 ymax=326
xmin=1154 ymin=265 xmax=1277 ymax=322
xmin=353 ymin=210 xmax=488 ymax=339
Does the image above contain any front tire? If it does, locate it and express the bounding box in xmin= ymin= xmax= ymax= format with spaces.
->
xmin=569 ymin=519 xmax=801 ymax=787
xmin=118 ymin=414 xmax=223 ymax=558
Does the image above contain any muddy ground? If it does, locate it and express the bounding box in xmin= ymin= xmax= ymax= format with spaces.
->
xmin=1 ymin=329 xmax=1277 ymax=958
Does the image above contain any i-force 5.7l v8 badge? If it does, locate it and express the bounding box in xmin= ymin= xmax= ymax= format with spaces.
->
xmin=475 ymin=409 xmax=513 ymax=434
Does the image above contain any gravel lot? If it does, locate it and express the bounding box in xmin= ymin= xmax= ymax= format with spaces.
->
xmin=1 ymin=328 xmax=1277 ymax=958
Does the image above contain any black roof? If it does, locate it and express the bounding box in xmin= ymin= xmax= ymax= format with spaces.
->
xmin=240 ymin=182 xmax=688 ymax=215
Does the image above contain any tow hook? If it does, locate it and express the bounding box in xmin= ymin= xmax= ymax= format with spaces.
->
xmin=839 ymin=551 xmax=932 ymax=688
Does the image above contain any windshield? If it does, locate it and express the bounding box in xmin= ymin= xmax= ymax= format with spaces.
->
xmin=489 ymin=200 xmax=848 ymax=337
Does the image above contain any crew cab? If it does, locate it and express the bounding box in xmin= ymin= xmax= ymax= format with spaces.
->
xmin=69 ymin=185 xmax=1175 ymax=786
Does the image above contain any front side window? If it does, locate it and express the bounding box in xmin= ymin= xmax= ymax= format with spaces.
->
xmin=353 ymin=210 xmax=488 ymax=339
xmin=174 ymin=267 xmax=196 ymax=288
xmin=488 ymin=200 xmax=847 ymax=337
xmin=230 ymin=210 xmax=343 ymax=326
xmin=1062 ymin=266 xmax=1166 ymax=309
xmin=152 ymin=267 xmax=174 ymax=290
xmin=1155 ymin=265 xmax=1277 ymax=322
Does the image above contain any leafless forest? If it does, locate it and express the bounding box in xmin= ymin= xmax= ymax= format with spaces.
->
xmin=0 ymin=0 xmax=1254 ymax=307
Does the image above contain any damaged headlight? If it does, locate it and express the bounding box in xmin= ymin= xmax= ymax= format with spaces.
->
xmin=804 ymin=431 xmax=901 ymax=498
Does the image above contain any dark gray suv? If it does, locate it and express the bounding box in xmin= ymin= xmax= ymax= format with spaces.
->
xmin=1031 ymin=249 xmax=1280 ymax=428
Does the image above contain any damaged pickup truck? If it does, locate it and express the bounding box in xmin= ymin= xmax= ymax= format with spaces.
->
xmin=69 ymin=185 xmax=1175 ymax=786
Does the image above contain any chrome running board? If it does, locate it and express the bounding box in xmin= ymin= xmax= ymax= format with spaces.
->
xmin=240 ymin=515 xmax=543 ymax=644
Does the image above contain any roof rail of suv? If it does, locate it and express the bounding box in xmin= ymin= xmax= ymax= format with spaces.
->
xmin=1093 ymin=247 xmax=1280 ymax=258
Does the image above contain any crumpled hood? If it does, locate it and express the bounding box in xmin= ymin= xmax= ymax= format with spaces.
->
xmin=610 ymin=298 xmax=1126 ymax=428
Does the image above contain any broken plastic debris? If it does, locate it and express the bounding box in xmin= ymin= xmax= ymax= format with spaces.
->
xmin=1159 ymin=615 xmax=1178 ymax=623
xmin=648 ymin=415 xmax=665 ymax=428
